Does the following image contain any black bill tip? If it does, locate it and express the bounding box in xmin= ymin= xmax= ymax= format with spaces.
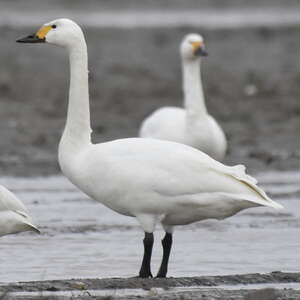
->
xmin=16 ymin=34 xmax=45 ymax=43
xmin=194 ymin=47 xmax=208 ymax=57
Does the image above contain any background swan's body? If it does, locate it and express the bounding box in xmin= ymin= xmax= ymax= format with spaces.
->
xmin=0 ymin=185 xmax=39 ymax=236
xmin=18 ymin=19 xmax=282 ymax=278
xmin=140 ymin=107 xmax=226 ymax=161
xmin=139 ymin=34 xmax=227 ymax=161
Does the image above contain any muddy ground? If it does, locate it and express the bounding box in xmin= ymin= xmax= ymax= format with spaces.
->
xmin=0 ymin=272 xmax=300 ymax=299
xmin=0 ymin=2 xmax=299 ymax=175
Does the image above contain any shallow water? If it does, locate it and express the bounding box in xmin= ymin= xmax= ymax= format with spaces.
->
xmin=0 ymin=171 xmax=299 ymax=283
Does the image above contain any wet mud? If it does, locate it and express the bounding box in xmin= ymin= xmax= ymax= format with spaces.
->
xmin=0 ymin=1 xmax=299 ymax=175
xmin=1 ymin=272 xmax=300 ymax=299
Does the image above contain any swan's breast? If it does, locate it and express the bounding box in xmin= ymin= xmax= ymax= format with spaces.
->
xmin=185 ymin=115 xmax=227 ymax=160
xmin=140 ymin=107 xmax=186 ymax=143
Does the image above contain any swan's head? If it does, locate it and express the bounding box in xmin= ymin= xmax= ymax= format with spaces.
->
xmin=180 ymin=33 xmax=208 ymax=60
xmin=17 ymin=18 xmax=84 ymax=48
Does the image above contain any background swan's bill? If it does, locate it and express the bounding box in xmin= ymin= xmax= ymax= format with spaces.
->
xmin=194 ymin=47 xmax=208 ymax=56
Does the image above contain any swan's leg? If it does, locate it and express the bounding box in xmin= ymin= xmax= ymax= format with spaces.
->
xmin=139 ymin=232 xmax=154 ymax=278
xmin=156 ymin=232 xmax=173 ymax=278
xmin=136 ymin=214 xmax=157 ymax=278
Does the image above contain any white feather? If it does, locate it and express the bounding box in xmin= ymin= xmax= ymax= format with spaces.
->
xmin=0 ymin=185 xmax=39 ymax=236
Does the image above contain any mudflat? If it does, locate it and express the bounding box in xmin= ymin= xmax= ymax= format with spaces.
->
xmin=1 ymin=272 xmax=300 ymax=299
xmin=0 ymin=1 xmax=299 ymax=175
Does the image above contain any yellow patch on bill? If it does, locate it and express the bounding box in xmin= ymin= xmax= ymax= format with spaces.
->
xmin=191 ymin=41 xmax=203 ymax=51
xmin=36 ymin=25 xmax=52 ymax=39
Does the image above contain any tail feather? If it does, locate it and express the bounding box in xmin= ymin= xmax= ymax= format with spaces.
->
xmin=230 ymin=165 xmax=258 ymax=184
xmin=15 ymin=210 xmax=40 ymax=234
xmin=221 ymin=164 xmax=283 ymax=210
xmin=25 ymin=222 xmax=40 ymax=234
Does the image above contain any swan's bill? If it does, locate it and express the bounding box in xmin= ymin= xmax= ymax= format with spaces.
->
xmin=17 ymin=25 xmax=53 ymax=43
xmin=192 ymin=41 xmax=208 ymax=57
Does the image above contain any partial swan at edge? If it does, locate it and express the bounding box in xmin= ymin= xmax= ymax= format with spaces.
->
xmin=0 ymin=185 xmax=39 ymax=237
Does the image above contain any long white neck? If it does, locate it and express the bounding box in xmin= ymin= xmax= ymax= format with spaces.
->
xmin=60 ymin=39 xmax=92 ymax=152
xmin=182 ymin=58 xmax=207 ymax=118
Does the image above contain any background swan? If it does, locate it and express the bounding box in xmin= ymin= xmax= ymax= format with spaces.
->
xmin=139 ymin=33 xmax=227 ymax=161
xmin=0 ymin=185 xmax=39 ymax=236
xmin=18 ymin=19 xmax=282 ymax=278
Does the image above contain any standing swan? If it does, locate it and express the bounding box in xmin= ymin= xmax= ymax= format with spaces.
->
xmin=0 ymin=185 xmax=39 ymax=236
xmin=18 ymin=19 xmax=282 ymax=278
xmin=140 ymin=34 xmax=227 ymax=161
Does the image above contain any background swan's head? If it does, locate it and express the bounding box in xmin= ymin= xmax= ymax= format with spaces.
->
xmin=180 ymin=33 xmax=208 ymax=60
xmin=17 ymin=18 xmax=85 ymax=48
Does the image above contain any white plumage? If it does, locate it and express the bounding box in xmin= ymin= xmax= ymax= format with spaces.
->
xmin=0 ymin=185 xmax=39 ymax=237
xmin=18 ymin=19 xmax=282 ymax=278
xmin=140 ymin=33 xmax=227 ymax=161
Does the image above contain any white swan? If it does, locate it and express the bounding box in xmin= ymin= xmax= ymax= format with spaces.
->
xmin=17 ymin=19 xmax=282 ymax=278
xmin=139 ymin=33 xmax=227 ymax=161
xmin=0 ymin=185 xmax=39 ymax=236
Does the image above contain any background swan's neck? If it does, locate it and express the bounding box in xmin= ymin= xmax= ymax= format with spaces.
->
xmin=62 ymin=41 xmax=92 ymax=150
xmin=182 ymin=59 xmax=207 ymax=118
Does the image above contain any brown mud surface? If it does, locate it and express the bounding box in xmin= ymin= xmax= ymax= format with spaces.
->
xmin=0 ymin=1 xmax=299 ymax=176
xmin=1 ymin=272 xmax=300 ymax=299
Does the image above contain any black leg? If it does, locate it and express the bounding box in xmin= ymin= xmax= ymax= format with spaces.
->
xmin=139 ymin=232 xmax=154 ymax=278
xmin=156 ymin=232 xmax=173 ymax=278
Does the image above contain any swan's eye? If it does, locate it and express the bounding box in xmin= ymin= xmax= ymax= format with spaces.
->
xmin=52 ymin=25 xmax=57 ymax=29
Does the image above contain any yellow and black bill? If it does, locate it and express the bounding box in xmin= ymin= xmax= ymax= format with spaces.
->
xmin=191 ymin=41 xmax=208 ymax=57
xmin=16 ymin=25 xmax=52 ymax=43
xmin=194 ymin=46 xmax=208 ymax=57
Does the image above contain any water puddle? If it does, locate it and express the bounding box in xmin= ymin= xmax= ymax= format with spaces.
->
xmin=0 ymin=171 xmax=299 ymax=283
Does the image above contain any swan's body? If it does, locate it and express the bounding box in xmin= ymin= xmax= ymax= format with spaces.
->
xmin=140 ymin=34 xmax=227 ymax=161
xmin=18 ymin=19 xmax=282 ymax=278
xmin=60 ymin=136 xmax=281 ymax=224
xmin=0 ymin=185 xmax=39 ymax=236
xmin=140 ymin=107 xmax=226 ymax=161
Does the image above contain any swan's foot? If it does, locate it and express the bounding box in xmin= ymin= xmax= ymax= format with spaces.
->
xmin=138 ymin=271 xmax=153 ymax=278
xmin=130 ymin=273 xmax=153 ymax=279
xmin=156 ymin=232 xmax=173 ymax=278
xmin=138 ymin=232 xmax=154 ymax=279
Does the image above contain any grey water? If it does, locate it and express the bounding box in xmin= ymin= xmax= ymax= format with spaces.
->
xmin=0 ymin=171 xmax=299 ymax=283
